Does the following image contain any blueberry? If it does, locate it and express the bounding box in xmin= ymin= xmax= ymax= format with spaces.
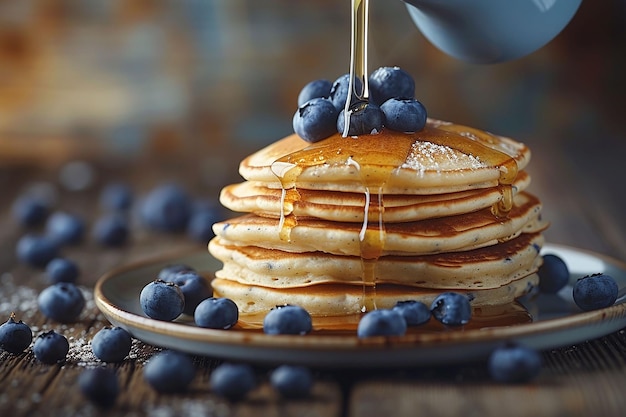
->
xmin=392 ymin=300 xmax=431 ymax=326
xmin=368 ymin=66 xmax=415 ymax=105
xmin=78 ymin=367 xmax=119 ymax=408
xmin=298 ymin=79 xmax=332 ymax=107
xmin=139 ymin=280 xmax=185 ymax=321
xmin=186 ymin=206 xmax=221 ymax=243
xmin=263 ymin=305 xmax=312 ymax=335
xmin=170 ymin=272 xmax=213 ymax=316
xmin=45 ymin=211 xmax=85 ymax=246
xmin=93 ymin=213 xmax=130 ymax=247
xmin=99 ymin=182 xmax=133 ymax=211
xmin=91 ymin=327 xmax=132 ymax=362
xmin=45 ymin=258 xmax=79 ymax=284
xmin=269 ymin=365 xmax=313 ymax=399
xmin=430 ymin=292 xmax=472 ymax=326
xmin=357 ymin=309 xmax=407 ymax=338
xmin=140 ymin=183 xmax=192 ymax=232
xmin=0 ymin=314 xmax=33 ymax=354
xmin=16 ymin=234 xmax=59 ymax=268
xmin=11 ymin=194 xmax=50 ymax=227
xmin=194 ymin=297 xmax=238 ymax=329
xmin=33 ymin=330 xmax=69 ymax=364
xmin=572 ymin=273 xmax=619 ymax=311
xmin=210 ymin=363 xmax=256 ymax=401
xmin=143 ymin=350 xmax=196 ymax=393
xmin=380 ymin=98 xmax=427 ymax=132
xmin=329 ymin=74 xmax=363 ymax=111
xmin=537 ymin=254 xmax=570 ymax=293
xmin=293 ymin=97 xmax=338 ymax=143
xmin=38 ymin=282 xmax=86 ymax=323
xmin=336 ymin=102 xmax=385 ymax=136
xmin=157 ymin=264 xmax=195 ymax=281
xmin=488 ymin=343 xmax=542 ymax=383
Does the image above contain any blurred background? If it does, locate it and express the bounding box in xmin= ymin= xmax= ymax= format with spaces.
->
xmin=0 ymin=0 xmax=624 ymax=256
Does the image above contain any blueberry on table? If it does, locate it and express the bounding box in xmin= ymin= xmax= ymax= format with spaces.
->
xmin=293 ymin=97 xmax=338 ymax=143
xmin=16 ymin=234 xmax=59 ymax=268
xmin=93 ymin=213 xmax=130 ymax=247
xmin=270 ymin=365 xmax=313 ymax=399
xmin=78 ymin=367 xmax=119 ymax=408
xmin=392 ymin=300 xmax=431 ymax=326
xmin=187 ymin=207 xmax=221 ymax=243
xmin=263 ymin=305 xmax=313 ymax=335
xmin=0 ymin=314 xmax=33 ymax=354
xmin=33 ymin=330 xmax=69 ymax=364
xmin=357 ymin=309 xmax=407 ymax=338
xmin=380 ymin=98 xmax=427 ymax=132
xmin=368 ymin=66 xmax=415 ymax=105
xmin=572 ymin=273 xmax=619 ymax=311
xmin=45 ymin=257 xmax=79 ymax=284
xmin=99 ymin=182 xmax=133 ymax=211
xmin=38 ymin=282 xmax=86 ymax=323
xmin=11 ymin=194 xmax=50 ymax=227
xmin=140 ymin=183 xmax=192 ymax=233
xmin=210 ymin=363 xmax=256 ymax=401
xmin=45 ymin=211 xmax=85 ymax=246
xmin=91 ymin=327 xmax=132 ymax=362
xmin=139 ymin=280 xmax=185 ymax=321
xmin=297 ymin=79 xmax=332 ymax=107
xmin=157 ymin=264 xmax=195 ymax=281
xmin=336 ymin=102 xmax=385 ymax=136
xmin=488 ymin=343 xmax=542 ymax=383
xmin=329 ymin=73 xmax=363 ymax=112
xmin=169 ymin=272 xmax=213 ymax=316
xmin=194 ymin=297 xmax=238 ymax=329
xmin=430 ymin=292 xmax=472 ymax=326
xmin=143 ymin=350 xmax=196 ymax=393
xmin=537 ymin=254 xmax=570 ymax=293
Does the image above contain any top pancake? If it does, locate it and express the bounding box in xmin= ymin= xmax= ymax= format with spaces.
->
xmin=240 ymin=118 xmax=531 ymax=194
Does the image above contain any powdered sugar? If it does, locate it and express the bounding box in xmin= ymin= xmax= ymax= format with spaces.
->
xmin=401 ymin=141 xmax=486 ymax=174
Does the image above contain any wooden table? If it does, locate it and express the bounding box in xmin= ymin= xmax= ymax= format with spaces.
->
xmin=1 ymin=135 xmax=625 ymax=417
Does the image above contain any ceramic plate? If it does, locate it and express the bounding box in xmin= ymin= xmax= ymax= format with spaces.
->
xmin=94 ymin=244 xmax=626 ymax=368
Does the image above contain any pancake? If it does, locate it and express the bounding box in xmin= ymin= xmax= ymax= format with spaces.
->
xmin=209 ymin=232 xmax=544 ymax=290
xmin=220 ymin=171 xmax=531 ymax=223
xmin=212 ymin=273 xmax=539 ymax=316
xmin=212 ymin=192 xmax=545 ymax=256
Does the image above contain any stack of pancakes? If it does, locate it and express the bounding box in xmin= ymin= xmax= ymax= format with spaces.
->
xmin=209 ymin=119 xmax=547 ymax=317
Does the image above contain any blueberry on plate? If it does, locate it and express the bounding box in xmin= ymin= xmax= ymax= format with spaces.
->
xmin=392 ymin=300 xmax=431 ymax=326
xmin=45 ymin=211 xmax=85 ymax=246
xmin=357 ymin=309 xmax=407 ymax=338
xmin=380 ymin=98 xmax=427 ymax=132
xmin=336 ymin=102 xmax=385 ymax=136
xmin=92 ymin=213 xmax=130 ymax=247
xmin=329 ymin=73 xmax=363 ymax=112
xmin=293 ymin=97 xmax=338 ymax=143
xmin=368 ymin=66 xmax=415 ymax=105
xmin=78 ymin=367 xmax=119 ymax=408
xmin=33 ymin=330 xmax=69 ymax=364
xmin=143 ymin=350 xmax=196 ymax=393
xmin=38 ymin=282 xmax=86 ymax=323
xmin=140 ymin=183 xmax=192 ymax=233
xmin=157 ymin=264 xmax=195 ymax=281
xmin=537 ymin=254 xmax=570 ymax=293
xmin=91 ymin=327 xmax=132 ymax=362
xmin=572 ymin=273 xmax=619 ymax=311
xmin=169 ymin=272 xmax=213 ymax=316
xmin=298 ymin=79 xmax=332 ymax=107
xmin=16 ymin=234 xmax=59 ymax=268
xmin=269 ymin=365 xmax=313 ymax=399
xmin=99 ymin=182 xmax=133 ymax=211
xmin=194 ymin=297 xmax=238 ymax=329
xmin=488 ymin=343 xmax=542 ymax=383
xmin=210 ymin=363 xmax=256 ymax=401
xmin=139 ymin=280 xmax=185 ymax=321
xmin=45 ymin=257 xmax=79 ymax=284
xmin=0 ymin=314 xmax=33 ymax=354
xmin=263 ymin=305 xmax=312 ymax=335
xmin=11 ymin=194 xmax=50 ymax=227
xmin=430 ymin=292 xmax=472 ymax=326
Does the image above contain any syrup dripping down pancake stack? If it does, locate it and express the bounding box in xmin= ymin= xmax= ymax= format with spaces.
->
xmin=209 ymin=118 xmax=547 ymax=317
